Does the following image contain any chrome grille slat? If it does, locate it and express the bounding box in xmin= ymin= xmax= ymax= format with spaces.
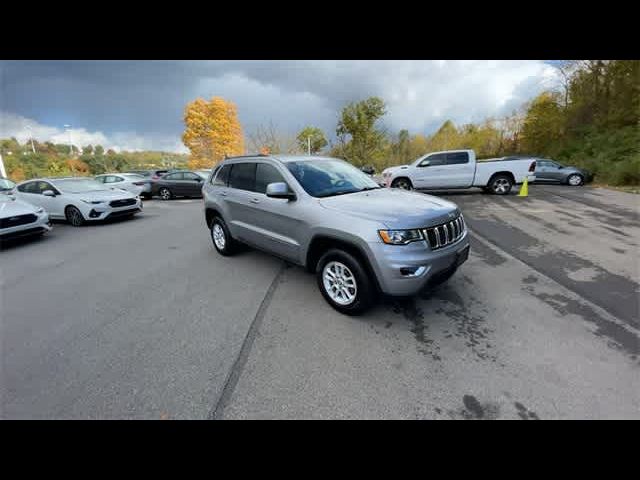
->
xmin=424 ymin=214 xmax=466 ymax=250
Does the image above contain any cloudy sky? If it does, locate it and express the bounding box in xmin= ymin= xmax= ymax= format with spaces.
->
xmin=1 ymin=60 xmax=559 ymax=153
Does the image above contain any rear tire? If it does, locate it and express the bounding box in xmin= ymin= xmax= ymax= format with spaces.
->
xmin=210 ymin=216 xmax=238 ymax=256
xmin=316 ymin=248 xmax=375 ymax=315
xmin=159 ymin=187 xmax=173 ymax=200
xmin=391 ymin=177 xmax=413 ymax=191
xmin=567 ymin=173 xmax=584 ymax=186
xmin=488 ymin=174 xmax=513 ymax=195
xmin=65 ymin=206 xmax=85 ymax=227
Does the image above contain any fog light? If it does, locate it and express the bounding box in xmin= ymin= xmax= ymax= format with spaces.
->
xmin=400 ymin=266 xmax=426 ymax=277
xmin=89 ymin=209 xmax=101 ymax=218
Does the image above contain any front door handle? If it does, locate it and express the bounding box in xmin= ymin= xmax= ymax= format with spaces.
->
xmin=219 ymin=191 xmax=228 ymax=197
xmin=250 ymin=198 xmax=260 ymax=204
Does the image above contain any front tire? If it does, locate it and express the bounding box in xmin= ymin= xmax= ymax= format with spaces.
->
xmin=391 ymin=177 xmax=413 ymax=191
xmin=567 ymin=173 xmax=584 ymax=186
xmin=159 ymin=187 xmax=173 ymax=200
xmin=316 ymin=249 xmax=374 ymax=315
xmin=488 ymin=174 xmax=513 ymax=195
xmin=210 ymin=216 xmax=238 ymax=256
xmin=65 ymin=206 xmax=85 ymax=227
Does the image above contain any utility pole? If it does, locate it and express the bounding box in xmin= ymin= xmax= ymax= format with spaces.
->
xmin=0 ymin=153 xmax=6 ymax=178
xmin=26 ymin=125 xmax=36 ymax=153
xmin=64 ymin=124 xmax=73 ymax=155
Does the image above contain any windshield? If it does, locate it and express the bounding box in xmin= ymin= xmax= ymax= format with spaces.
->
xmin=286 ymin=159 xmax=380 ymax=198
xmin=0 ymin=178 xmax=16 ymax=190
xmin=53 ymin=179 xmax=109 ymax=193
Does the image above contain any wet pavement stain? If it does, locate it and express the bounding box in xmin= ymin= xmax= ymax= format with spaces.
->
xmin=602 ymin=226 xmax=631 ymax=238
xmin=469 ymin=236 xmax=508 ymax=266
xmin=523 ymin=285 xmax=640 ymax=358
xmin=611 ymin=247 xmax=627 ymax=254
xmin=555 ymin=210 xmax=582 ymax=221
xmin=391 ymin=298 xmax=442 ymax=361
xmin=514 ymin=401 xmax=540 ymax=420
xmin=523 ymin=275 xmax=538 ymax=284
xmin=449 ymin=395 xmax=501 ymax=420
xmin=429 ymin=286 xmax=499 ymax=363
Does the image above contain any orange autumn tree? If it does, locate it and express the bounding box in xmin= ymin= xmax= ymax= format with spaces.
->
xmin=182 ymin=97 xmax=245 ymax=169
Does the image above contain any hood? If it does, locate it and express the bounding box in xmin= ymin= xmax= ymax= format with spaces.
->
xmin=0 ymin=196 xmax=40 ymax=218
xmin=318 ymin=188 xmax=460 ymax=229
xmin=66 ymin=188 xmax=136 ymax=202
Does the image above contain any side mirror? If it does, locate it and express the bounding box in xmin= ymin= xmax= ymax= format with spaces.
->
xmin=266 ymin=182 xmax=295 ymax=200
xmin=42 ymin=190 xmax=56 ymax=197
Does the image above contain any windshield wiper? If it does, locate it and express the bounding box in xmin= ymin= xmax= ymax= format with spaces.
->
xmin=359 ymin=186 xmax=381 ymax=192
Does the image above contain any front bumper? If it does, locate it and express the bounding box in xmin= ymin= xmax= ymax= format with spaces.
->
xmin=0 ymin=212 xmax=52 ymax=241
xmin=366 ymin=231 xmax=470 ymax=296
xmin=84 ymin=199 xmax=143 ymax=221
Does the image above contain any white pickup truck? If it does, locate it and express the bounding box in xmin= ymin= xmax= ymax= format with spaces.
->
xmin=381 ymin=150 xmax=536 ymax=195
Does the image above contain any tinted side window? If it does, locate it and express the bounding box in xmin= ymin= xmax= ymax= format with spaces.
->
xmin=164 ymin=173 xmax=183 ymax=181
xmin=228 ymin=163 xmax=256 ymax=191
xmin=255 ymin=164 xmax=286 ymax=194
xmin=19 ymin=182 xmax=35 ymax=193
xmin=183 ymin=172 xmax=200 ymax=181
xmin=213 ymin=165 xmax=231 ymax=186
xmin=420 ymin=153 xmax=447 ymax=167
xmin=445 ymin=152 xmax=469 ymax=165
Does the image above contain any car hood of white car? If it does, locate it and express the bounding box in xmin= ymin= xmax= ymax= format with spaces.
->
xmin=0 ymin=196 xmax=41 ymax=218
xmin=64 ymin=188 xmax=137 ymax=202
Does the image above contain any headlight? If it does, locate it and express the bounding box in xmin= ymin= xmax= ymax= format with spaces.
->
xmin=378 ymin=229 xmax=423 ymax=245
xmin=81 ymin=199 xmax=104 ymax=205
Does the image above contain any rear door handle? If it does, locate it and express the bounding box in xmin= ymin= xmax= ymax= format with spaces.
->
xmin=219 ymin=191 xmax=228 ymax=197
xmin=250 ymin=198 xmax=260 ymax=204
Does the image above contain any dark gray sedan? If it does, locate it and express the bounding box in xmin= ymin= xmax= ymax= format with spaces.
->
xmin=534 ymin=159 xmax=593 ymax=186
xmin=152 ymin=170 xmax=206 ymax=200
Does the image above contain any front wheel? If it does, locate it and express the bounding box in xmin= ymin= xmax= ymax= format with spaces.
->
xmin=65 ymin=206 xmax=85 ymax=227
xmin=391 ymin=178 xmax=413 ymax=190
xmin=488 ymin=175 xmax=513 ymax=195
xmin=567 ymin=174 xmax=584 ymax=186
xmin=316 ymin=249 xmax=374 ymax=315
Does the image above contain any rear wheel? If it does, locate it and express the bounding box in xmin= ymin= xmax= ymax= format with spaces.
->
xmin=488 ymin=174 xmax=513 ymax=195
xmin=159 ymin=187 xmax=173 ymax=200
xmin=567 ymin=173 xmax=584 ymax=186
xmin=210 ymin=216 xmax=238 ymax=256
xmin=391 ymin=177 xmax=413 ymax=190
xmin=65 ymin=206 xmax=85 ymax=227
xmin=316 ymin=249 xmax=374 ymax=315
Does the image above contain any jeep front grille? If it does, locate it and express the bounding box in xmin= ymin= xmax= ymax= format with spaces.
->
xmin=423 ymin=215 xmax=466 ymax=250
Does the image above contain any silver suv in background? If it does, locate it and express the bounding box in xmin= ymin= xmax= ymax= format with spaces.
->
xmin=203 ymin=155 xmax=470 ymax=314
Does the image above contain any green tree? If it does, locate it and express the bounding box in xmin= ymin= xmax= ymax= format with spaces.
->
xmin=296 ymin=126 xmax=328 ymax=154
xmin=336 ymin=96 xmax=387 ymax=167
xmin=94 ymin=145 xmax=104 ymax=155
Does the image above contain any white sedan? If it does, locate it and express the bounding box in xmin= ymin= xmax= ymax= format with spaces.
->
xmin=1 ymin=193 xmax=52 ymax=243
xmin=94 ymin=173 xmax=152 ymax=198
xmin=13 ymin=177 xmax=142 ymax=227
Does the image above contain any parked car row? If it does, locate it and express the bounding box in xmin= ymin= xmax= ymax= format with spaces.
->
xmin=1 ymin=169 xmax=215 ymax=246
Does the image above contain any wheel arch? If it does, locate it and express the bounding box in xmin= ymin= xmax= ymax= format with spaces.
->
xmin=305 ymin=234 xmax=381 ymax=292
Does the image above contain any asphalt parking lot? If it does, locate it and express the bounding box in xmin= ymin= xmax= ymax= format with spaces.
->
xmin=1 ymin=185 xmax=639 ymax=419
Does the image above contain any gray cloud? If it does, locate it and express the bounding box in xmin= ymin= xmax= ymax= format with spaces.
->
xmin=1 ymin=60 xmax=558 ymax=152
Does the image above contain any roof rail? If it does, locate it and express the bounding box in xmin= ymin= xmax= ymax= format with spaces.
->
xmin=223 ymin=153 xmax=270 ymax=160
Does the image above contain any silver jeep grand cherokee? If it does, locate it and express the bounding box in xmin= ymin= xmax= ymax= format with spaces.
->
xmin=203 ymin=155 xmax=470 ymax=315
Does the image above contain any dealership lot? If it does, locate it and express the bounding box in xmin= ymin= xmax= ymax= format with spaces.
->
xmin=1 ymin=186 xmax=639 ymax=419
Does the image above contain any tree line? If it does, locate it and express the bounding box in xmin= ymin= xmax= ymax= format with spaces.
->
xmin=183 ymin=60 xmax=638 ymax=186
xmin=1 ymin=138 xmax=188 ymax=181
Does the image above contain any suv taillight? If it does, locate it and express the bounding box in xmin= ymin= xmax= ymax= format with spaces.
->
xmin=529 ymin=161 xmax=536 ymax=172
